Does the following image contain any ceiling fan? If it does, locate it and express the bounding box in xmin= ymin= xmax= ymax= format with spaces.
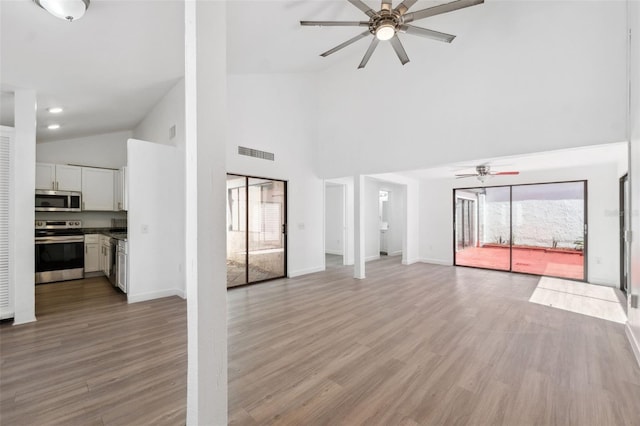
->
xmin=455 ymin=165 xmax=520 ymax=182
xmin=300 ymin=0 xmax=484 ymax=69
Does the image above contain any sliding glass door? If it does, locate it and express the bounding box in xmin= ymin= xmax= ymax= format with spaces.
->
xmin=454 ymin=181 xmax=586 ymax=281
xmin=226 ymin=174 xmax=287 ymax=288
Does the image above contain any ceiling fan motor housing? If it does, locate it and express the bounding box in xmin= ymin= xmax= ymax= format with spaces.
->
xmin=369 ymin=10 xmax=402 ymax=38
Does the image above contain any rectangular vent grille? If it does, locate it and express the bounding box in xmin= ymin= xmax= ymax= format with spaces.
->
xmin=238 ymin=146 xmax=274 ymax=161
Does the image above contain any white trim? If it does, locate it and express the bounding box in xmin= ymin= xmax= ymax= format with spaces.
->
xmin=402 ymin=258 xmax=420 ymax=265
xmin=288 ymin=266 xmax=324 ymax=278
xmin=366 ymin=255 xmax=380 ymax=262
xmin=387 ymin=250 xmax=402 ymax=257
xmin=127 ymin=288 xmax=185 ymax=304
xmin=419 ymin=258 xmax=453 ymax=266
xmin=325 ymin=250 xmax=343 ymax=256
xmin=626 ymin=323 xmax=640 ymax=368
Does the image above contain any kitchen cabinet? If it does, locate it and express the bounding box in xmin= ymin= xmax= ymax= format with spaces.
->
xmin=81 ymin=168 xmax=114 ymax=211
xmin=114 ymin=166 xmax=128 ymax=211
xmin=100 ymin=236 xmax=112 ymax=276
xmin=84 ymin=234 xmax=100 ymax=273
xmin=36 ymin=163 xmax=82 ymax=191
xmin=116 ymin=240 xmax=128 ymax=293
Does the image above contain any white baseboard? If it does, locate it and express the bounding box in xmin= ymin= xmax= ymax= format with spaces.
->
xmin=626 ymin=323 xmax=640 ymax=368
xmin=402 ymin=258 xmax=420 ymax=265
xmin=127 ymin=288 xmax=185 ymax=304
xmin=387 ymin=250 xmax=402 ymax=257
xmin=289 ymin=266 xmax=325 ymax=278
xmin=12 ymin=315 xmax=37 ymax=326
xmin=325 ymin=250 xmax=343 ymax=256
xmin=365 ymin=255 xmax=380 ymax=262
xmin=419 ymin=258 xmax=452 ymax=266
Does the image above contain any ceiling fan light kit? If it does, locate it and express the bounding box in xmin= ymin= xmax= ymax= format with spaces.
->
xmin=300 ymin=0 xmax=484 ymax=68
xmin=34 ymin=0 xmax=90 ymax=22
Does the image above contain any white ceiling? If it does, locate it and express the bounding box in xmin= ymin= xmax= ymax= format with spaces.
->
xmin=1 ymin=0 xmax=491 ymax=141
xmin=0 ymin=0 xmax=184 ymax=142
xmin=401 ymin=142 xmax=629 ymax=180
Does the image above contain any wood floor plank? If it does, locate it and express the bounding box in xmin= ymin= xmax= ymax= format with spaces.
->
xmin=2 ymin=257 xmax=640 ymax=425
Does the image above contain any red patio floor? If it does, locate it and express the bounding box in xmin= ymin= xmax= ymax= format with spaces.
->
xmin=455 ymin=245 xmax=584 ymax=280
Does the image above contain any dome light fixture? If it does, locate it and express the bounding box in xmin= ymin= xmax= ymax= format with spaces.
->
xmin=34 ymin=0 xmax=90 ymax=22
xmin=47 ymin=124 xmax=61 ymax=130
xmin=375 ymin=23 xmax=396 ymax=41
xmin=47 ymin=107 xmax=63 ymax=114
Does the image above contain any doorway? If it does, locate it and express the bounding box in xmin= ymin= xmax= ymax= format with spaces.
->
xmin=454 ymin=181 xmax=587 ymax=281
xmin=226 ymin=174 xmax=287 ymax=288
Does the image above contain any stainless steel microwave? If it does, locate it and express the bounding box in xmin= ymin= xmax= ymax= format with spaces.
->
xmin=35 ymin=190 xmax=82 ymax=212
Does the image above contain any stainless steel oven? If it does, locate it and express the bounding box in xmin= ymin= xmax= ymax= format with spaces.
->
xmin=35 ymin=220 xmax=84 ymax=284
xmin=35 ymin=190 xmax=82 ymax=212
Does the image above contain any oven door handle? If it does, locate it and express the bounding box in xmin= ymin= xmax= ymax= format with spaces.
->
xmin=35 ymin=236 xmax=85 ymax=244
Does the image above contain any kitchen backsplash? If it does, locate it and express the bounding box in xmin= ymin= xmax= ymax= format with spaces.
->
xmin=35 ymin=211 xmax=127 ymax=228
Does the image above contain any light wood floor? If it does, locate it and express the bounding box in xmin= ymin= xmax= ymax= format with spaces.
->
xmin=2 ymin=258 xmax=640 ymax=425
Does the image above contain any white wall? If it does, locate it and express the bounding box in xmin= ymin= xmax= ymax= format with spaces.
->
xmin=127 ymin=139 xmax=184 ymax=302
xmin=227 ymin=73 xmax=324 ymax=277
xmin=626 ymin=0 xmax=640 ymax=366
xmin=133 ymin=79 xmax=185 ymax=148
xmin=419 ymin=161 xmax=623 ymax=286
xmin=36 ymin=130 xmax=130 ymax=169
xmin=316 ymin=1 xmax=627 ymax=178
xmin=325 ymin=184 xmax=343 ymax=255
xmin=363 ymin=178 xmax=405 ymax=260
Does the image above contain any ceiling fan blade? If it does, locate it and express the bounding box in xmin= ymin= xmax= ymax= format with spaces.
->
xmin=300 ymin=21 xmax=369 ymax=27
xmin=395 ymin=0 xmax=419 ymax=15
xmin=455 ymin=174 xmax=478 ymax=178
xmin=381 ymin=0 xmax=392 ymax=11
xmin=358 ymin=37 xmax=380 ymax=69
xmin=300 ymin=21 xmax=370 ymax=27
xmin=389 ymin=35 xmax=410 ymax=65
xmin=492 ymin=171 xmax=520 ymax=175
xmin=403 ymin=0 xmax=484 ymax=23
xmin=347 ymin=0 xmax=377 ymax=17
xmin=399 ymin=25 xmax=456 ymax=43
xmin=320 ymin=31 xmax=370 ymax=57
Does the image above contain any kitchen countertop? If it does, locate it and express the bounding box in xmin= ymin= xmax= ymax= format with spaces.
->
xmin=82 ymin=228 xmax=128 ymax=241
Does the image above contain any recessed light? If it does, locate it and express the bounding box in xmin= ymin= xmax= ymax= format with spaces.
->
xmin=48 ymin=107 xmax=63 ymax=114
xmin=48 ymin=124 xmax=60 ymax=130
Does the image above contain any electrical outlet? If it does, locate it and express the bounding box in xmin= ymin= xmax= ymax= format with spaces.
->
xmin=169 ymin=125 xmax=176 ymax=139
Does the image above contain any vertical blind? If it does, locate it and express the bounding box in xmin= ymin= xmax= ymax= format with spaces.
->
xmin=0 ymin=132 xmax=10 ymax=314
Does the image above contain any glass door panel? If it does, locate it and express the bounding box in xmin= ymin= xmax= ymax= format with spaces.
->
xmin=455 ymin=187 xmax=511 ymax=271
xmin=248 ymin=178 xmax=286 ymax=283
xmin=511 ymin=182 xmax=585 ymax=280
xmin=226 ymin=175 xmax=247 ymax=288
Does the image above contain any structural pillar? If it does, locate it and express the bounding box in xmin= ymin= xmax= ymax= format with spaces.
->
xmin=185 ymin=1 xmax=227 ymax=424
xmin=354 ymin=174 xmax=365 ymax=279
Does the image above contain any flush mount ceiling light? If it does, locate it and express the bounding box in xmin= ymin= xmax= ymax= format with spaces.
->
xmin=47 ymin=107 xmax=63 ymax=114
xmin=47 ymin=124 xmax=61 ymax=130
xmin=34 ymin=0 xmax=90 ymax=22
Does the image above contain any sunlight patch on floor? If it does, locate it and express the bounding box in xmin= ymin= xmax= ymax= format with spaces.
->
xmin=529 ymin=277 xmax=626 ymax=324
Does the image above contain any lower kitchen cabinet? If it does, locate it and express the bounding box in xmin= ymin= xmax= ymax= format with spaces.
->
xmin=84 ymin=234 xmax=100 ymax=273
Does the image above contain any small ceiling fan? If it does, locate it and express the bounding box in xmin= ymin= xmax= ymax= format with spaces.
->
xmin=300 ymin=0 xmax=484 ymax=69
xmin=455 ymin=165 xmax=520 ymax=182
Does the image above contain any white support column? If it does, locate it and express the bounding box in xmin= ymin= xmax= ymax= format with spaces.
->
xmin=13 ymin=90 xmax=36 ymax=325
xmin=354 ymin=174 xmax=365 ymax=279
xmin=402 ymin=181 xmax=420 ymax=265
xmin=185 ymin=1 xmax=227 ymax=424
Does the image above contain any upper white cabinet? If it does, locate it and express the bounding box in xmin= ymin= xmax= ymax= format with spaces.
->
xmin=114 ymin=166 xmax=128 ymax=211
xmin=35 ymin=163 xmax=82 ymax=191
xmin=81 ymin=168 xmax=114 ymax=211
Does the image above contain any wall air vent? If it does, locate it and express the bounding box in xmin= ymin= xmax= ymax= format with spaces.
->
xmin=238 ymin=146 xmax=274 ymax=161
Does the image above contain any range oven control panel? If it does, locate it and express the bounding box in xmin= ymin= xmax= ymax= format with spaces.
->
xmin=35 ymin=220 xmax=83 ymax=229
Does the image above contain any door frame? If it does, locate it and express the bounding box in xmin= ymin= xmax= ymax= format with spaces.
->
xmin=620 ymin=174 xmax=629 ymax=293
xmin=226 ymin=173 xmax=288 ymax=287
